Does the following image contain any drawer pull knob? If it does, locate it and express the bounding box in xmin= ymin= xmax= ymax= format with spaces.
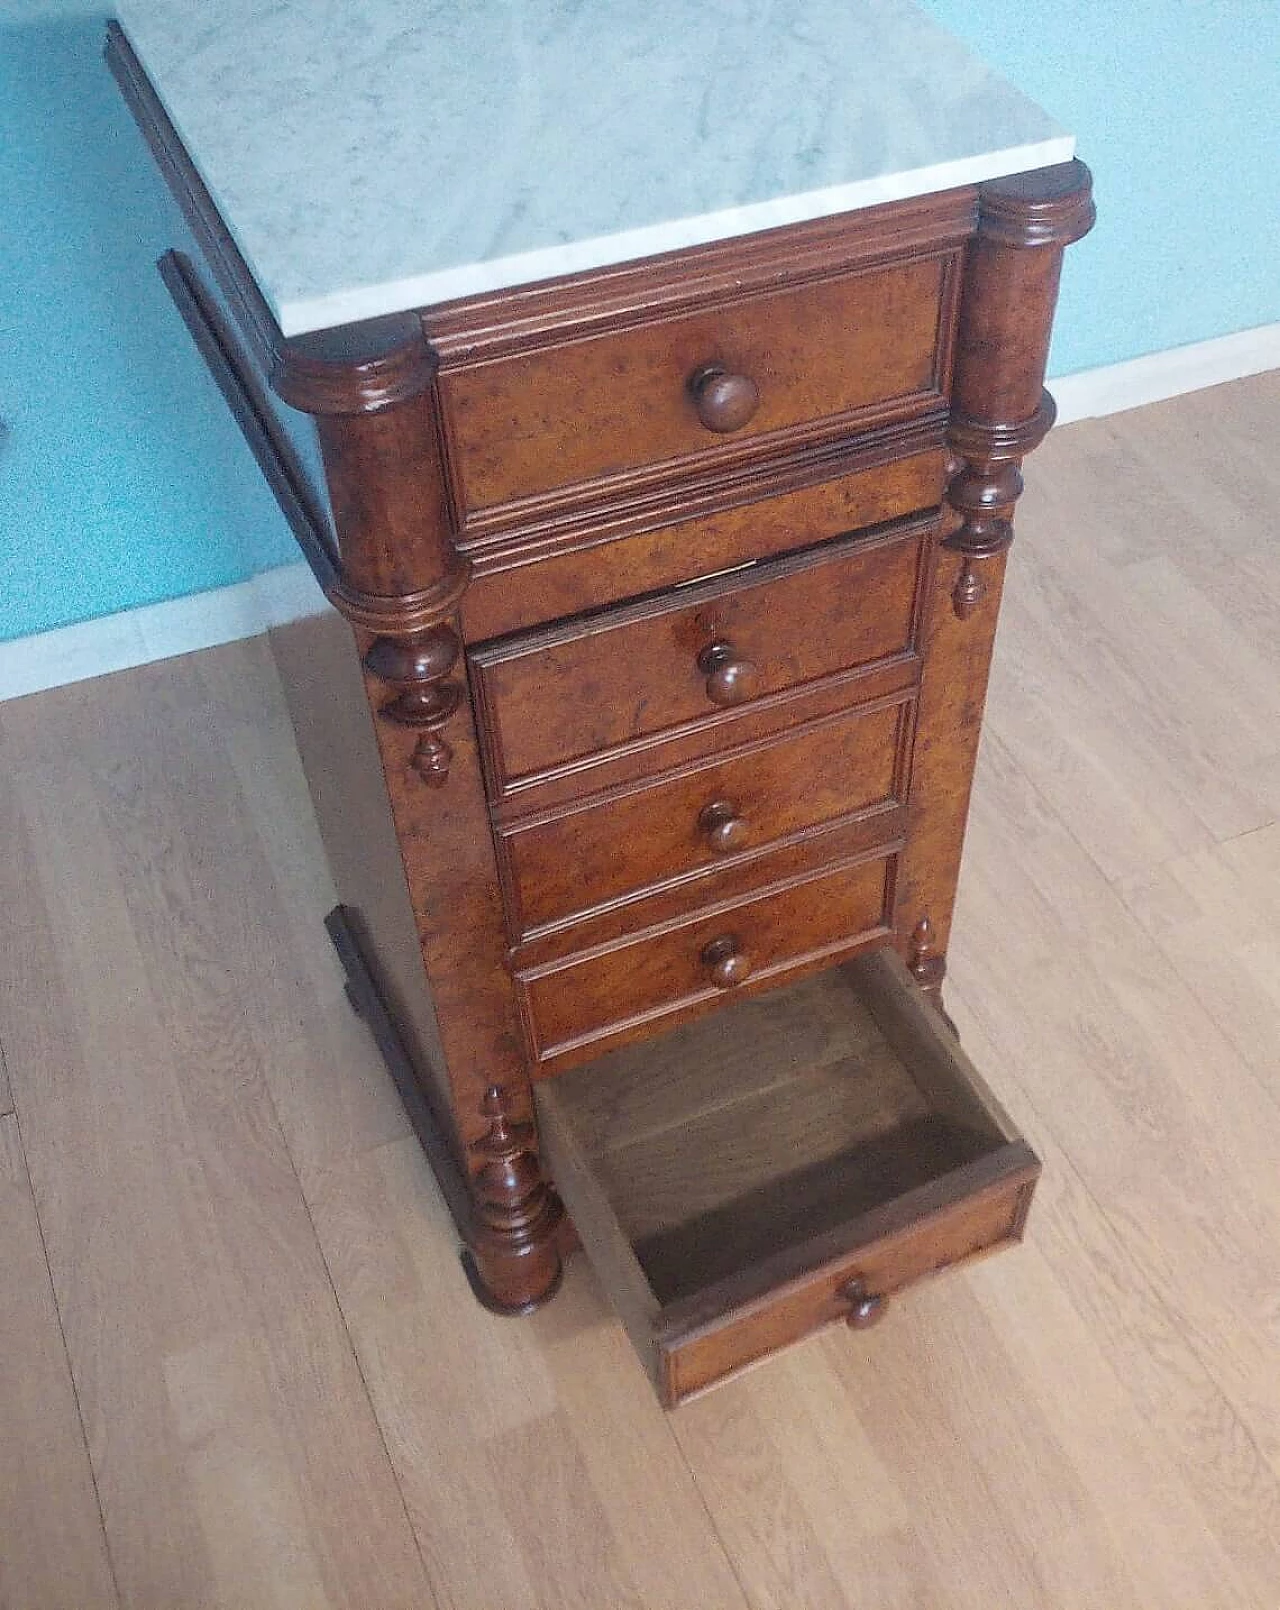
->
xmin=688 ymin=362 xmax=760 ymax=433
xmin=696 ymin=640 xmax=759 ymax=706
xmin=840 ymin=1279 xmax=888 ymax=1330
xmin=701 ymin=934 xmax=752 ymax=988
xmin=697 ymin=800 xmax=749 ymax=854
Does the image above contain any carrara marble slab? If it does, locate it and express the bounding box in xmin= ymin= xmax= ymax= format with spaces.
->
xmin=116 ymin=0 xmax=1072 ymax=335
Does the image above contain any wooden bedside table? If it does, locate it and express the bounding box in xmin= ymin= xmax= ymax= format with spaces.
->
xmin=108 ymin=0 xmax=1092 ymax=1405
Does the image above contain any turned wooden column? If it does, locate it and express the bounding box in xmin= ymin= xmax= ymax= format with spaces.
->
xmin=898 ymin=160 xmax=1094 ymax=1011
xmin=273 ymin=321 xmax=564 ymax=1313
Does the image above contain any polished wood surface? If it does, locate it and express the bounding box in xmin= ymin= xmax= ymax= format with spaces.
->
xmin=4 ymin=365 xmax=1280 ymax=1602
xmin=688 ymin=362 xmax=762 ymax=434
xmin=471 ymin=517 xmax=930 ymax=792
xmin=458 ymin=444 xmax=946 ymax=642
xmin=496 ymin=693 xmax=908 ymax=937
xmin=440 ymin=252 xmax=952 ymax=514
xmin=516 ymin=809 xmax=911 ymax=974
xmin=518 ymin=847 xmax=897 ymax=1070
xmin=893 ymin=158 xmax=1092 ymax=999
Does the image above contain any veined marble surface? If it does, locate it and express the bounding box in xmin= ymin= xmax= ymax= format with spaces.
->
xmin=116 ymin=0 xmax=1073 ymax=336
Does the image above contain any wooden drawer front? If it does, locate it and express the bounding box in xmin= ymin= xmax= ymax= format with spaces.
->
xmin=459 ymin=443 xmax=946 ymax=644
xmin=519 ymin=849 xmax=896 ymax=1068
xmin=441 ymin=255 xmax=954 ymax=517
xmin=499 ymin=694 xmax=913 ymax=938
xmin=473 ymin=517 xmax=931 ymax=794
xmin=535 ymin=949 xmax=1039 ymax=1408
xmin=664 ymin=1170 xmax=1033 ymax=1402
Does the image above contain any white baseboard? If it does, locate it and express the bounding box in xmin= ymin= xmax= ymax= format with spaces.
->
xmin=2 ymin=322 xmax=1277 ymax=704
xmin=253 ymin=560 xmax=331 ymax=630
xmin=1052 ymin=321 xmax=1280 ymax=424
xmin=0 ymin=563 xmax=330 ymax=704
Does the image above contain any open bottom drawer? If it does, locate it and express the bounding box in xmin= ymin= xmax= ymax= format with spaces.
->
xmin=535 ymin=947 xmax=1038 ymax=1406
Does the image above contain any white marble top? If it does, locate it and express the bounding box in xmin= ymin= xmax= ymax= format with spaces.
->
xmin=116 ymin=0 xmax=1073 ymax=337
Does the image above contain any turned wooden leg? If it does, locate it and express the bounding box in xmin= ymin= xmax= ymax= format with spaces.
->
xmin=462 ymin=1085 xmax=564 ymax=1316
xmin=908 ymin=918 xmax=959 ymax=1037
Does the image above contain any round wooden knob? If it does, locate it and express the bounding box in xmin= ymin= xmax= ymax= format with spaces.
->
xmin=840 ymin=1279 xmax=888 ymax=1330
xmin=696 ymin=641 xmax=759 ymax=706
xmin=688 ymin=362 xmax=760 ymax=433
xmin=700 ymin=934 xmax=752 ymax=988
xmin=697 ymin=800 xmax=749 ymax=854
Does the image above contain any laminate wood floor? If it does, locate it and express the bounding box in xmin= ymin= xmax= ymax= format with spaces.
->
xmin=1 ymin=371 xmax=1278 ymax=1608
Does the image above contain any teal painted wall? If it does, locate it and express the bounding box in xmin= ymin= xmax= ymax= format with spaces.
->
xmin=0 ymin=3 xmax=295 ymax=644
xmin=919 ymin=0 xmax=1280 ymax=378
xmin=3 ymin=1 xmax=1278 ymax=643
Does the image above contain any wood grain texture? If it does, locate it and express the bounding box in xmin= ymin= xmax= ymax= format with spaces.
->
xmin=457 ymin=442 xmax=945 ymax=642
xmin=6 ymin=368 xmax=1280 ymax=1609
xmin=470 ymin=516 xmax=930 ymax=794
xmin=0 ymin=1115 xmax=118 ymax=1610
xmin=496 ymin=694 xmax=908 ymax=937
xmin=894 ymin=162 xmax=1092 ymax=990
xmin=517 ymin=847 xmax=896 ymax=1069
xmin=305 ymin=1134 xmax=751 ymax=1610
xmin=983 ymin=374 xmax=1280 ymax=885
xmin=0 ymin=652 xmax=437 ymax=1610
xmin=441 ymin=252 xmax=952 ymax=515
xmin=0 ymin=1040 xmax=11 ymax=1118
xmin=536 ymin=949 xmax=1035 ymax=1404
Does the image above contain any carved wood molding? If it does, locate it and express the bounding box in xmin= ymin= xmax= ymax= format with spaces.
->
xmin=908 ymin=916 xmax=946 ymax=994
xmin=272 ymin=319 xmax=440 ymax=416
xmin=424 ymin=190 xmax=980 ymax=360
xmin=335 ymin=562 xmax=471 ymax=784
xmin=362 ymin=624 xmax=463 ymax=787
xmin=460 ymin=411 xmax=948 ymax=577
xmin=944 ymin=160 xmax=1094 ymax=619
xmin=327 ymin=559 xmax=471 ymax=637
xmin=268 ymin=315 xmax=475 ymax=787
xmin=942 ymin=389 xmax=1057 ymax=618
xmin=907 ymin=917 xmax=957 ymax=1034
xmin=465 ymin=1085 xmax=564 ymax=1315
xmin=976 ymin=160 xmax=1097 ymax=250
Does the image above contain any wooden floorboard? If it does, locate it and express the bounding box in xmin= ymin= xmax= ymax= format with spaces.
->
xmin=1 ymin=372 xmax=1278 ymax=1605
xmin=0 ymin=656 xmax=438 ymax=1610
xmin=0 ymin=1114 xmax=118 ymax=1610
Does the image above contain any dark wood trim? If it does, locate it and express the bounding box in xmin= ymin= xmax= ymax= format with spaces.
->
xmin=458 ymin=415 xmax=945 ymax=568
xmin=487 ymin=658 xmax=921 ymax=825
xmin=422 ymin=190 xmax=979 ymax=360
xmin=942 ymin=159 xmax=1095 ymax=617
xmin=894 ymin=157 xmax=1095 ymax=1001
xmin=976 ymin=160 xmax=1096 ymax=249
xmin=329 ymin=907 xmax=565 ymax=1315
xmin=273 ymin=322 xmax=439 ymax=417
xmin=455 ymin=409 xmax=951 ymax=561
xmin=326 ymin=904 xmax=474 ymax=1235
xmin=105 ymin=21 xmax=281 ymax=366
xmin=158 ymin=250 xmax=341 ymax=593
